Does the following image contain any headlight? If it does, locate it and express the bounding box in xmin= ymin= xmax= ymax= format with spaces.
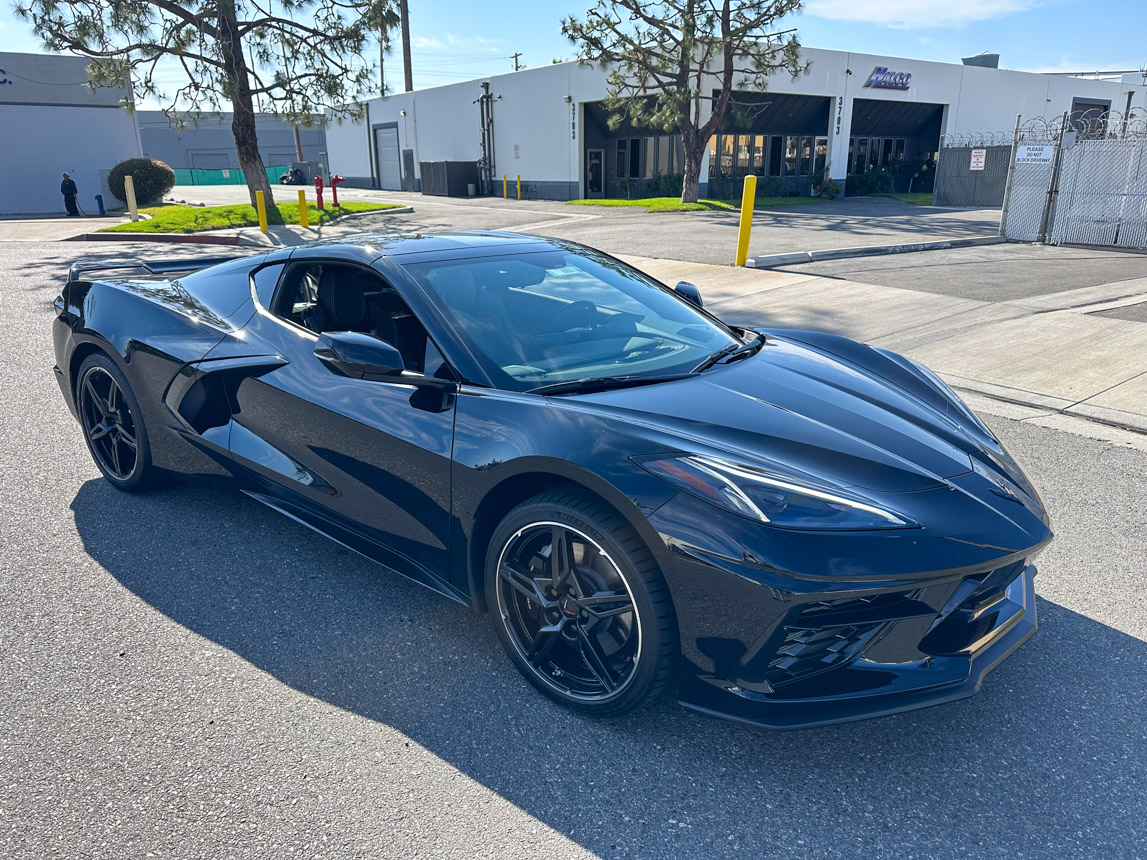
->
xmin=634 ymin=454 xmax=918 ymax=530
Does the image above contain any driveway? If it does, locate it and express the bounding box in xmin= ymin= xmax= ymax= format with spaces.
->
xmin=163 ymin=185 xmax=1002 ymax=266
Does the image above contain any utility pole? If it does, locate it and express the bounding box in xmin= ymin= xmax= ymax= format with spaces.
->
xmin=399 ymin=0 xmax=413 ymax=92
xmin=511 ymin=52 xmax=523 ymax=71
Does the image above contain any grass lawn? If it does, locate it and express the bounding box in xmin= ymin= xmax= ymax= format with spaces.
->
xmin=567 ymin=196 xmax=824 ymax=213
xmin=872 ymin=192 xmax=935 ymax=206
xmin=99 ymin=201 xmax=402 ymax=234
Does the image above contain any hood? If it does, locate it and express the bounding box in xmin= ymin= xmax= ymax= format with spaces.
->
xmin=571 ymin=336 xmax=979 ymax=493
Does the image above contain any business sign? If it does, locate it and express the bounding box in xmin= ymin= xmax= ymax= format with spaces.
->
xmin=1016 ymin=145 xmax=1054 ymax=164
xmin=969 ymin=149 xmax=986 ymax=171
xmin=863 ymin=67 xmax=912 ymax=91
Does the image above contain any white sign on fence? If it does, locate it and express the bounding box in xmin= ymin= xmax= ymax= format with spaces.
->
xmin=1016 ymin=145 xmax=1054 ymax=164
xmin=969 ymin=149 xmax=986 ymax=171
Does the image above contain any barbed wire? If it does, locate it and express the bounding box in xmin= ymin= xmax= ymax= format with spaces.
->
xmin=942 ymin=110 xmax=1147 ymax=149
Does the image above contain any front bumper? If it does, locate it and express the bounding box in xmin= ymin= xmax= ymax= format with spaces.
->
xmin=648 ymin=490 xmax=1050 ymax=731
xmin=679 ymin=564 xmax=1037 ymax=730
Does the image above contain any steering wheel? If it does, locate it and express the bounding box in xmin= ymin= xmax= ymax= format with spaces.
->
xmin=547 ymin=300 xmax=597 ymax=333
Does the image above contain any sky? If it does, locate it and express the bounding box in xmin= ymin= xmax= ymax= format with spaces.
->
xmin=1 ymin=0 xmax=1145 ymax=105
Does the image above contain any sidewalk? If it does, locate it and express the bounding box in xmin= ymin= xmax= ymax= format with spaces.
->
xmin=619 ymin=254 xmax=1147 ymax=435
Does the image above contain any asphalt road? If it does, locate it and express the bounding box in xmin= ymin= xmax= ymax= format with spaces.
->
xmin=777 ymin=243 xmax=1147 ymax=302
xmin=3 ymin=242 xmax=1146 ymax=858
xmin=169 ymin=186 xmax=1002 ymax=266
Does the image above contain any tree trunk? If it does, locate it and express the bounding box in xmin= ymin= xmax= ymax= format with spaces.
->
xmin=680 ymin=131 xmax=703 ymax=204
xmin=218 ymin=0 xmax=274 ymax=207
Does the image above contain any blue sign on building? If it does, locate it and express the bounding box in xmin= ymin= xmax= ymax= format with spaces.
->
xmin=863 ymin=67 xmax=912 ymax=91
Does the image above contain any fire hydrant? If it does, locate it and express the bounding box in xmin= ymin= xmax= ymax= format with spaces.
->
xmin=331 ymin=175 xmax=345 ymax=207
xmin=315 ymin=175 xmax=324 ymax=210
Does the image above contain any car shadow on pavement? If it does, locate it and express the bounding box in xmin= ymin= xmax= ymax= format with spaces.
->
xmin=69 ymin=478 xmax=1146 ymax=857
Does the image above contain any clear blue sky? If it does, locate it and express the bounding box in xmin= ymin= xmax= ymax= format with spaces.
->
xmin=2 ymin=0 xmax=1144 ymax=103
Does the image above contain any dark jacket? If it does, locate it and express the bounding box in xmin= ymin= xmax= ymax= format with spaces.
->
xmin=61 ymin=178 xmax=78 ymax=197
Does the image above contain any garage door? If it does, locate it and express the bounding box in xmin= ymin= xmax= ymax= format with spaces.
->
xmin=375 ymin=127 xmax=401 ymax=191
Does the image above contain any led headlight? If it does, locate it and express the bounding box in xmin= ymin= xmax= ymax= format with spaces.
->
xmin=635 ymin=454 xmax=918 ymax=530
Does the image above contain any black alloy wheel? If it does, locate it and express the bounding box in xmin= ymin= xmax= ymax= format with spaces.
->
xmin=487 ymin=488 xmax=678 ymax=715
xmin=76 ymin=353 xmax=156 ymax=491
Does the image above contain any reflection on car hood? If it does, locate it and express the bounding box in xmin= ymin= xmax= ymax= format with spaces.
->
xmin=571 ymin=336 xmax=979 ymax=493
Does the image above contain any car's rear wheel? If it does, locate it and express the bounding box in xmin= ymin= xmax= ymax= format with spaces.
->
xmin=76 ymin=352 xmax=158 ymax=492
xmin=485 ymin=488 xmax=678 ymax=716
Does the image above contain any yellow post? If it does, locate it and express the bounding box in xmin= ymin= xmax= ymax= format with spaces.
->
xmin=123 ymin=175 xmax=139 ymax=222
xmin=297 ymin=189 xmax=308 ymax=228
xmin=256 ymin=190 xmax=268 ymax=233
xmin=503 ymin=175 xmax=507 ymax=199
xmin=734 ymin=175 xmax=757 ymax=266
xmin=516 ymin=174 xmax=521 ymax=200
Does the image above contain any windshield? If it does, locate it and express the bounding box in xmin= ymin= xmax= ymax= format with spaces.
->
xmin=404 ymin=248 xmax=740 ymax=391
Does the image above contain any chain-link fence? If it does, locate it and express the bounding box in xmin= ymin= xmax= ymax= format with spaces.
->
xmin=1050 ymin=136 xmax=1147 ymax=248
xmin=934 ymin=135 xmax=1012 ymax=208
xmin=996 ymin=111 xmax=1147 ymax=249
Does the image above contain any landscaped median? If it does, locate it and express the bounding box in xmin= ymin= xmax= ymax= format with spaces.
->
xmin=566 ymin=196 xmax=824 ymax=213
xmin=98 ymin=201 xmax=404 ymax=234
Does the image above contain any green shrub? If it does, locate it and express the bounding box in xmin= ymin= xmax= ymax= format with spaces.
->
xmin=845 ymin=167 xmax=894 ymax=197
xmin=108 ymin=157 xmax=176 ymax=205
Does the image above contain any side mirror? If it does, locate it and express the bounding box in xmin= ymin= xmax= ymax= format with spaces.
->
xmin=674 ymin=281 xmax=703 ymax=308
xmin=314 ymin=331 xmax=404 ymax=378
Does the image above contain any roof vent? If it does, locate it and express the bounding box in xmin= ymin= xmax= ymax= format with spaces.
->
xmin=962 ymin=52 xmax=1000 ymax=68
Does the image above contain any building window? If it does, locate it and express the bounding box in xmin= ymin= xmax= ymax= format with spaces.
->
xmin=799 ymin=136 xmax=812 ymax=176
xmin=784 ymin=136 xmax=798 ymax=176
xmin=768 ymin=136 xmax=783 ymax=176
xmin=616 ymin=139 xmax=627 ymax=177
xmin=814 ymin=137 xmax=827 ymax=175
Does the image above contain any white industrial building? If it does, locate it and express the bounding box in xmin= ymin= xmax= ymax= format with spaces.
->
xmin=0 ymin=51 xmax=142 ymax=215
xmin=326 ymin=47 xmax=1147 ymax=200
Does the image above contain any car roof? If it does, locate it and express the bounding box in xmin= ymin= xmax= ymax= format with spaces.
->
xmin=299 ymin=230 xmax=561 ymax=260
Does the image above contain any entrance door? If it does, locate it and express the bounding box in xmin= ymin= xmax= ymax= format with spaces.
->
xmin=585 ymin=149 xmax=604 ymax=198
xmin=375 ymin=126 xmax=402 ymax=190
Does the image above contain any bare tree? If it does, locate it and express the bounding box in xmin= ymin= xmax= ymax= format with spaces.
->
xmin=17 ymin=0 xmax=399 ymax=205
xmin=562 ymin=0 xmax=804 ymax=203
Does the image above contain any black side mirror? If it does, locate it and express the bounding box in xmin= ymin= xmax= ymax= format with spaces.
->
xmin=314 ymin=331 xmax=404 ymax=378
xmin=674 ymin=281 xmax=703 ymax=308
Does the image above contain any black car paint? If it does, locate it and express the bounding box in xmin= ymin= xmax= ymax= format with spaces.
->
xmin=53 ymin=232 xmax=1053 ymax=729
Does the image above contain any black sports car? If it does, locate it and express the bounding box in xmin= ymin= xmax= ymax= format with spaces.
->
xmin=53 ymin=232 xmax=1052 ymax=729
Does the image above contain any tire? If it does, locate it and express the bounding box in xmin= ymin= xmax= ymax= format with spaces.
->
xmin=75 ymin=352 xmax=159 ymax=492
xmin=485 ymin=487 xmax=678 ymax=716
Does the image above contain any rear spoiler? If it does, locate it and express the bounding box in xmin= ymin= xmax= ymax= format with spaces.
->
xmin=67 ymin=256 xmax=242 ymax=283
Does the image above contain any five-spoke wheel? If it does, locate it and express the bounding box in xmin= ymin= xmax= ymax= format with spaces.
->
xmin=76 ymin=353 xmax=156 ymax=491
xmin=487 ymin=489 xmax=677 ymax=715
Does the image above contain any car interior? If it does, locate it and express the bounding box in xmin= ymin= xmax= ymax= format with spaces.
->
xmin=275 ymin=262 xmax=436 ymax=374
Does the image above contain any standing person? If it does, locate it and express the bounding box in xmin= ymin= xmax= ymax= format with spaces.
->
xmin=60 ymin=173 xmax=79 ymax=216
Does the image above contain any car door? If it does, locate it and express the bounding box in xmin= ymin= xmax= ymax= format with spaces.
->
xmin=226 ymin=255 xmax=461 ymax=598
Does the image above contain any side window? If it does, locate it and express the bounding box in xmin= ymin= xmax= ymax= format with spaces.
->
xmin=271 ymin=261 xmax=446 ymax=374
xmin=251 ymin=263 xmax=284 ymax=309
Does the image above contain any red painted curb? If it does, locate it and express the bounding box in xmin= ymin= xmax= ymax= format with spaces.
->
xmin=81 ymin=232 xmax=241 ymax=245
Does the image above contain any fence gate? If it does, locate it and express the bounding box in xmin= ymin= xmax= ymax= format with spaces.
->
xmin=999 ymin=111 xmax=1147 ymax=249
xmin=1050 ymin=136 xmax=1147 ymax=249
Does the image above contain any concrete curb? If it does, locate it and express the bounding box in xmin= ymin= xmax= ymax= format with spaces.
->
xmin=746 ymin=235 xmax=1005 ymax=269
xmin=79 ymin=232 xmax=241 ymax=245
xmin=80 ymin=205 xmax=414 ymax=246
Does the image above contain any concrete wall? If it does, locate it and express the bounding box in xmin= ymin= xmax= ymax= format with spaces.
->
xmin=325 ymin=47 xmax=1147 ymax=198
xmin=137 ymin=111 xmax=326 ymax=170
xmin=0 ymin=52 xmax=141 ymax=215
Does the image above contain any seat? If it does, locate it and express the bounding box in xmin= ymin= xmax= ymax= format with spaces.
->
xmin=309 ymin=266 xmax=366 ymax=333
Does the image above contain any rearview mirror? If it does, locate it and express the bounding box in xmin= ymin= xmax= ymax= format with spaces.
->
xmin=674 ymin=281 xmax=703 ymax=308
xmin=314 ymin=331 xmax=404 ymax=378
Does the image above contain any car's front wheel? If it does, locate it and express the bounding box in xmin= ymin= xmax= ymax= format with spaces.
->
xmin=485 ymin=488 xmax=678 ymax=716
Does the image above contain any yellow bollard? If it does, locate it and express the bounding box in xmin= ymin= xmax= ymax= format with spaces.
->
xmin=734 ymin=175 xmax=757 ymax=266
xmin=297 ymin=189 xmax=308 ymax=228
xmin=503 ymin=175 xmax=507 ymax=199
xmin=256 ymin=190 xmax=268 ymax=233
xmin=123 ymin=175 xmax=139 ymax=222
xmin=517 ymin=175 xmax=521 ymax=200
